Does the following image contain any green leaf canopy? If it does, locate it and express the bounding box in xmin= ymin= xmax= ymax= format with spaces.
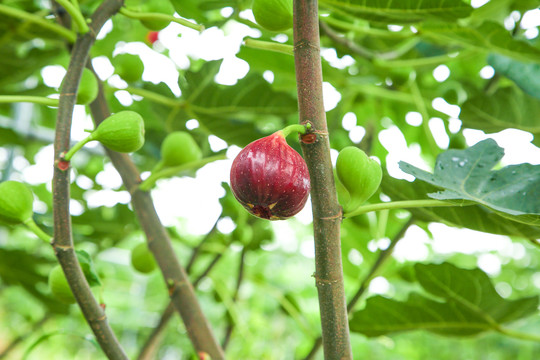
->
xmin=350 ymin=262 xmax=539 ymax=337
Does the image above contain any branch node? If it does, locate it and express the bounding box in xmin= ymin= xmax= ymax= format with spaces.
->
xmin=55 ymin=155 xmax=71 ymax=171
xmin=319 ymin=211 xmax=343 ymax=221
xmin=313 ymin=274 xmax=340 ymax=287
xmin=294 ymin=38 xmax=319 ymax=52
xmin=167 ymin=279 xmax=189 ymax=297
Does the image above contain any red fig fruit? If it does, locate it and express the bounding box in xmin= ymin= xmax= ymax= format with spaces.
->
xmin=230 ymin=131 xmax=310 ymax=220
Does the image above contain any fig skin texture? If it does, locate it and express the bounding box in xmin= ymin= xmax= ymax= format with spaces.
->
xmin=230 ymin=131 xmax=310 ymax=220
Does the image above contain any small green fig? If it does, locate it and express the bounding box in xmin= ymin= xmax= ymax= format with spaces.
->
xmin=0 ymin=181 xmax=34 ymax=224
xmin=336 ymin=146 xmax=382 ymax=213
xmin=159 ymin=131 xmax=202 ymax=168
xmin=91 ymin=111 xmax=145 ymax=153
xmin=131 ymin=242 xmax=157 ymax=274
xmin=140 ymin=1 xmax=175 ymax=31
xmin=48 ymin=265 xmax=76 ymax=304
xmin=252 ymin=0 xmax=293 ymax=32
xmin=112 ymin=54 xmax=144 ymax=83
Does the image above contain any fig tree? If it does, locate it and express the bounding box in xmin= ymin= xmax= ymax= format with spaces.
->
xmin=230 ymin=131 xmax=310 ymax=220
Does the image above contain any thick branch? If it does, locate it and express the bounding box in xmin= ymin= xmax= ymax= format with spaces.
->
xmin=52 ymin=1 xmax=128 ymax=359
xmin=293 ymin=1 xmax=352 ymax=359
xmin=88 ymin=72 xmax=225 ymax=360
xmin=303 ymin=217 xmax=415 ymax=360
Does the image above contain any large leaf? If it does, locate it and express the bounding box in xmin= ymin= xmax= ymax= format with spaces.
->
xmin=181 ymin=61 xmax=298 ymax=146
xmin=399 ymin=139 xmax=540 ymax=222
xmin=419 ymin=22 xmax=540 ymax=63
xmin=319 ymin=0 xmax=472 ymax=23
xmin=350 ymin=262 xmax=539 ymax=337
xmin=380 ymin=173 xmax=540 ymax=239
xmin=488 ymin=54 xmax=540 ymax=99
xmin=460 ymin=87 xmax=540 ymax=141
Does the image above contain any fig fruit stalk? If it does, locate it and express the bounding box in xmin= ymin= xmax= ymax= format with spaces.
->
xmin=230 ymin=131 xmax=310 ymax=220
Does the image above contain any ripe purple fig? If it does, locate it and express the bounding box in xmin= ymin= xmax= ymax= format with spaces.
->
xmin=230 ymin=131 xmax=310 ymax=220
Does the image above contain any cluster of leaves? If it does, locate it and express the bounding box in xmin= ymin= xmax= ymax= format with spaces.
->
xmin=0 ymin=0 xmax=539 ymax=359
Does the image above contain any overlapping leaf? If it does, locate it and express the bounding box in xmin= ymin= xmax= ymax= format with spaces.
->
xmin=419 ymin=22 xmax=540 ymax=62
xmin=381 ymin=174 xmax=540 ymax=238
xmin=319 ymin=0 xmax=472 ymax=23
xmin=460 ymin=87 xmax=540 ymax=142
xmin=488 ymin=54 xmax=540 ymax=99
xmin=350 ymin=262 xmax=539 ymax=337
xmin=180 ymin=60 xmax=298 ymax=146
xmin=399 ymin=139 xmax=540 ymax=224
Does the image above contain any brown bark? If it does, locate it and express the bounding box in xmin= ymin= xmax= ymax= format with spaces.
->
xmin=293 ymin=1 xmax=353 ymax=359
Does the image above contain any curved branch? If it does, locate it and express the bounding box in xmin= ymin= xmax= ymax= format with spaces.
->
xmin=52 ymin=1 xmax=128 ymax=359
xmin=88 ymin=71 xmax=225 ymax=360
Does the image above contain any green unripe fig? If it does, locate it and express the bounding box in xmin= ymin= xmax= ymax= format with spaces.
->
xmin=252 ymin=0 xmax=293 ymax=32
xmin=336 ymin=146 xmax=382 ymax=213
xmin=48 ymin=265 xmax=76 ymax=304
xmin=112 ymin=54 xmax=144 ymax=83
xmin=131 ymin=242 xmax=157 ymax=274
xmin=0 ymin=181 xmax=34 ymax=224
xmin=140 ymin=1 xmax=175 ymax=31
xmin=91 ymin=111 xmax=145 ymax=153
xmin=159 ymin=131 xmax=202 ymax=168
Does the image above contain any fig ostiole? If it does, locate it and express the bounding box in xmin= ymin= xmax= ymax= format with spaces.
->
xmin=252 ymin=0 xmax=293 ymax=32
xmin=64 ymin=110 xmax=145 ymax=160
xmin=336 ymin=146 xmax=382 ymax=213
xmin=230 ymin=131 xmax=310 ymax=220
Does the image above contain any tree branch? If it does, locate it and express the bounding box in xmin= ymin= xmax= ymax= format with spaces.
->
xmin=137 ymin=231 xmax=229 ymax=359
xmin=303 ymin=217 xmax=415 ymax=360
xmin=222 ymin=247 xmax=247 ymax=350
xmin=293 ymin=1 xmax=352 ymax=358
xmin=51 ymin=1 xmax=128 ymax=359
xmin=136 ymin=302 xmax=176 ymax=360
xmin=88 ymin=70 xmax=225 ymax=360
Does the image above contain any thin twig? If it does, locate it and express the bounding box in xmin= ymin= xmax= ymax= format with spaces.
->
xmin=136 ymin=224 xmax=227 ymax=359
xmin=186 ymin=220 xmax=219 ymax=274
xmin=88 ymin=74 xmax=225 ymax=358
xmin=0 ymin=315 xmax=50 ymax=359
xmin=222 ymin=247 xmax=247 ymax=350
xmin=51 ymin=1 xmax=128 ymax=359
xmin=136 ymin=302 xmax=176 ymax=360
